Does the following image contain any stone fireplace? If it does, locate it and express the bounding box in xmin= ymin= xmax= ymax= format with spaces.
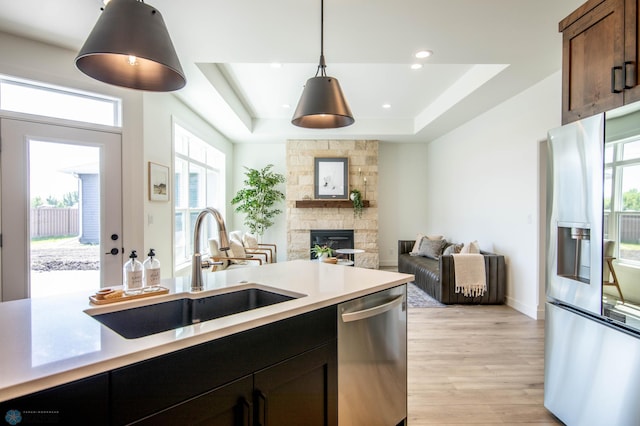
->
xmin=286 ymin=140 xmax=379 ymax=268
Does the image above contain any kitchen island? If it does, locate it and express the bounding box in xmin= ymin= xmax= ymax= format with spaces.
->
xmin=0 ymin=260 xmax=413 ymax=425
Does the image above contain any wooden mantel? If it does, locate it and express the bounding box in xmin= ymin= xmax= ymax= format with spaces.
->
xmin=295 ymin=200 xmax=370 ymax=208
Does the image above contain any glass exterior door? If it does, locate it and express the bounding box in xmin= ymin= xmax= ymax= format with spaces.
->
xmin=0 ymin=118 xmax=122 ymax=301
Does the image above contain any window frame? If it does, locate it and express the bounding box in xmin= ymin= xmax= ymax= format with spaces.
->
xmin=173 ymin=123 xmax=225 ymax=270
xmin=0 ymin=74 xmax=122 ymax=127
xmin=604 ymin=136 xmax=640 ymax=266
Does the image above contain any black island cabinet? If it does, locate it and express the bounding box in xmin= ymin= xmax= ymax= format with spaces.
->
xmin=0 ymin=306 xmax=337 ymax=426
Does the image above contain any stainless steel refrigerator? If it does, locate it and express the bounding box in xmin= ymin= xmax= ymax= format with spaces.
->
xmin=545 ymin=104 xmax=640 ymax=425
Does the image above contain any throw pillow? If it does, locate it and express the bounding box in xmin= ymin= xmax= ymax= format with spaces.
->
xmin=243 ymin=233 xmax=259 ymax=248
xmin=411 ymin=233 xmax=444 ymax=254
xmin=229 ymin=230 xmax=244 ymax=245
xmin=411 ymin=233 xmax=425 ymax=253
xmin=208 ymin=239 xmax=228 ymax=270
xmin=460 ymin=240 xmax=480 ymax=254
xmin=443 ymin=243 xmax=463 ymax=256
xmin=229 ymin=239 xmax=248 ymax=264
xmin=416 ymin=237 xmax=447 ymax=259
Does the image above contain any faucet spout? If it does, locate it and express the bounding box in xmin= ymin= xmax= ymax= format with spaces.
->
xmin=191 ymin=207 xmax=230 ymax=292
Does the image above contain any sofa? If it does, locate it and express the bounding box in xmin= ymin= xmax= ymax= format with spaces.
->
xmin=398 ymin=239 xmax=506 ymax=304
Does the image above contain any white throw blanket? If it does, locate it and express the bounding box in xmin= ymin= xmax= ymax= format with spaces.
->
xmin=452 ymin=254 xmax=487 ymax=297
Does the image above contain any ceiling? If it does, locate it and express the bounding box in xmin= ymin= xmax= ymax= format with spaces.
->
xmin=0 ymin=0 xmax=584 ymax=144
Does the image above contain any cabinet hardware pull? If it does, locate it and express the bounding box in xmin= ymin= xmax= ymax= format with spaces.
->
xmin=341 ymin=295 xmax=404 ymax=322
xmin=624 ymin=61 xmax=635 ymax=89
xmin=611 ymin=66 xmax=623 ymax=93
xmin=256 ymin=390 xmax=267 ymax=426
xmin=240 ymin=397 xmax=252 ymax=426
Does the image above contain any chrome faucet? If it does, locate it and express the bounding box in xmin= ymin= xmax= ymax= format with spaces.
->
xmin=191 ymin=207 xmax=230 ymax=292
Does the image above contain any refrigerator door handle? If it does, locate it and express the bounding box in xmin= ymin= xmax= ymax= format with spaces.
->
xmin=341 ymin=295 xmax=403 ymax=323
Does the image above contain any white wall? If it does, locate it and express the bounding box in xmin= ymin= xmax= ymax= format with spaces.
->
xmin=378 ymin=142 xmax=430 ymax=266
xmin=232 ymin=143 xmax=287 ymax=261
xmin=423 ymin=71 xmax=563 ymax=318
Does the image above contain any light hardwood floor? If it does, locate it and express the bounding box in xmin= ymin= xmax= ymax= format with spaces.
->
xmin=407 ymin=304 xmax=562 ymax=425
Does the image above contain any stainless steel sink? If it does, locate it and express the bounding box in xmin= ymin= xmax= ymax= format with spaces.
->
xmin=86 ymin=286 xmax=302 ymax=339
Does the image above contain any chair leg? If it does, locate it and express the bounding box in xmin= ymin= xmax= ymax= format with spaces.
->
xmin=605 ymin=257 xmax=624 ymax=303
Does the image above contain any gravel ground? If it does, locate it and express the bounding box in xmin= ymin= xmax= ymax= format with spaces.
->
xmin=31 ymin=237 xmax=99 ymax=271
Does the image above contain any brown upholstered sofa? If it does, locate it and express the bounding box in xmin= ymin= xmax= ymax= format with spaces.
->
xmin=398 ymin=240 xmax=506 ymax=304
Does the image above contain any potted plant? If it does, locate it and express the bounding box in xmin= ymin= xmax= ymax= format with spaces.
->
xmin=350 ymin=189 xmax=364 ymax=218
xmin=231 ymin=164 xmax=286 ymax=237
xmin=311 ymin=244 xmax=334 ymax=261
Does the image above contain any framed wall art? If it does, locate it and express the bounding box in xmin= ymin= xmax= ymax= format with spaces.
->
xmin=148 ymin=162 xmax=170 ymax=202
xmin=314 ymin=157 xmax=349 ymax=199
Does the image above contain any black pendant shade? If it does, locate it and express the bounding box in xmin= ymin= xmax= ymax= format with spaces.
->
xmin=292 ymin=75 xmax=354 ymax=128
xmin=291 ymin=0 xmax=354 ymax=129
xmin=75 ymin=0 xmax=186 ymax=92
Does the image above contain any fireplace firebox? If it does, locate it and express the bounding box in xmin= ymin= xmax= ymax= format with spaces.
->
xmin=310 ymin=229 xmax=354 ymax=259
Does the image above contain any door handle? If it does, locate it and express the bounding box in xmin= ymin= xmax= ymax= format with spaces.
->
xmin=611 ymin=66 xmax=623 ymax=93
xmin=239 ymin=397 xmax=252 ymax=426
xmin=624 ymin=61 xmax=635 ymax=89
xmin=255 ymin=391 xmax=267 ymax=426
xmin=341 ymin=295 xmax=404 ymax=323
xmin=105 ymin=248 xmax=119 ymax=255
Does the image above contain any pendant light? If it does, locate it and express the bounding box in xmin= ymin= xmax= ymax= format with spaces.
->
xmin=292 ymin=0 xmax=354 ymax=128
xmin=75 ymin=0 xmax=186 ymax=92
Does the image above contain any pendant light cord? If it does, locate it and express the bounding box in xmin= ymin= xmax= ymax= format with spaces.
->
xmin=316 ymin=0 xmax=327 ymax=77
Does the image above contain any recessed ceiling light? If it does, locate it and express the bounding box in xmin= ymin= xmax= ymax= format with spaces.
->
xmin=270 ymin=62 xmax=282 ymax=68
xmin=382 ymin=103 xmax=391 ymax=109
xmin=411 ymin=64 xmax=423 ymax=70
xmin=415 ymin=50 xmax=433 ymax=59
xmin=282 ymin=104 xmax=291 ymax=109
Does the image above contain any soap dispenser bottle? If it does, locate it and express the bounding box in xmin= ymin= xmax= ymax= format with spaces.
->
xmin=143 ymin=248 xmax=161 ymax=290
xmin=123 ymin=250 xmax=143 ymax=294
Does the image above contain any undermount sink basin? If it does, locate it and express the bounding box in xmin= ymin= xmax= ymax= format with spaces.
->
xmin=87 ymin=286 xmax=301 ymax=339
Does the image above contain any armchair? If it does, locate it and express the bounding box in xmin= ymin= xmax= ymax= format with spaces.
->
xmin=229 ymin=230 xmax=278 ymax=263
xmin=208 ymin=239 xmax=262 ymax=271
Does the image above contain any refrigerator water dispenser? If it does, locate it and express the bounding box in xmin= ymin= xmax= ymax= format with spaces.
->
xmin=557 ymin=224 xmax=591 ymax=284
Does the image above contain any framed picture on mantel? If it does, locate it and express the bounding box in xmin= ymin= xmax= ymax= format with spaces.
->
xmin=314 ymin=157 xmax=348 ymax=199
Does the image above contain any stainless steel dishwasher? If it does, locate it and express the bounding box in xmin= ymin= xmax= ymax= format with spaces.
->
xmin=338 ymin=284 xmax=407 ymax=426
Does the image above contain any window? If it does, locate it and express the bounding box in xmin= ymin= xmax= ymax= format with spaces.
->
xmin=0 ymin=75 xmax=121 ymax=127
xmin=174 ymin=124 xmax=225 ymax=268
xmin=604 ymin=138 xmax=640 ymax=264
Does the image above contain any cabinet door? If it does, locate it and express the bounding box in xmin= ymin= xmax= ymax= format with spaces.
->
xmin=624 ymin=0 xmax=640 ymax=103
xmin=561 ymin=0 xmax=625 ymax=124
xmin=0 ymin=373 xmax=109 ymax=426
xmin=132 ymin=375 xmax=253 ymax=426
xmin=254 ymin=342 xmax=337 ymax=426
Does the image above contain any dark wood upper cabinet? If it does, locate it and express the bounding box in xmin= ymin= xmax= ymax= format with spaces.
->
xmin=560 ymin=0 xmax=640 ymax=123
xmin=625 ymin=0 xmax=640 ymax=103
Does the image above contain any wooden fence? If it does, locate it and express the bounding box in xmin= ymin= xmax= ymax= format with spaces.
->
xmin=31 ymin=208 xmax=79 ymax=238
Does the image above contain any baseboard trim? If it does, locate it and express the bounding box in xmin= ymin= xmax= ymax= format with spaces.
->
xmin=506 ymin=295 xmax=539 ymax=320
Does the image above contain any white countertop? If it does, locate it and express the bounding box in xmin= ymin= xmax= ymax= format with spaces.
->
xmin=0 ymin=260 xmax=413 ymax=402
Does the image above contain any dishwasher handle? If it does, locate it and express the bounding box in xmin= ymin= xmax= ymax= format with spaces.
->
xmin=341 ymin=295 xmax=404 ymax=323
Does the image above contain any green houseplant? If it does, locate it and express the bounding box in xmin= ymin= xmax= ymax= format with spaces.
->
xmin=350 ymin=189 xmax=364 ymax=218
xmin=311 ymin=243 xmax=334 ymax=260
xmin=231 ymin=164 xmax=286 ymax=237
